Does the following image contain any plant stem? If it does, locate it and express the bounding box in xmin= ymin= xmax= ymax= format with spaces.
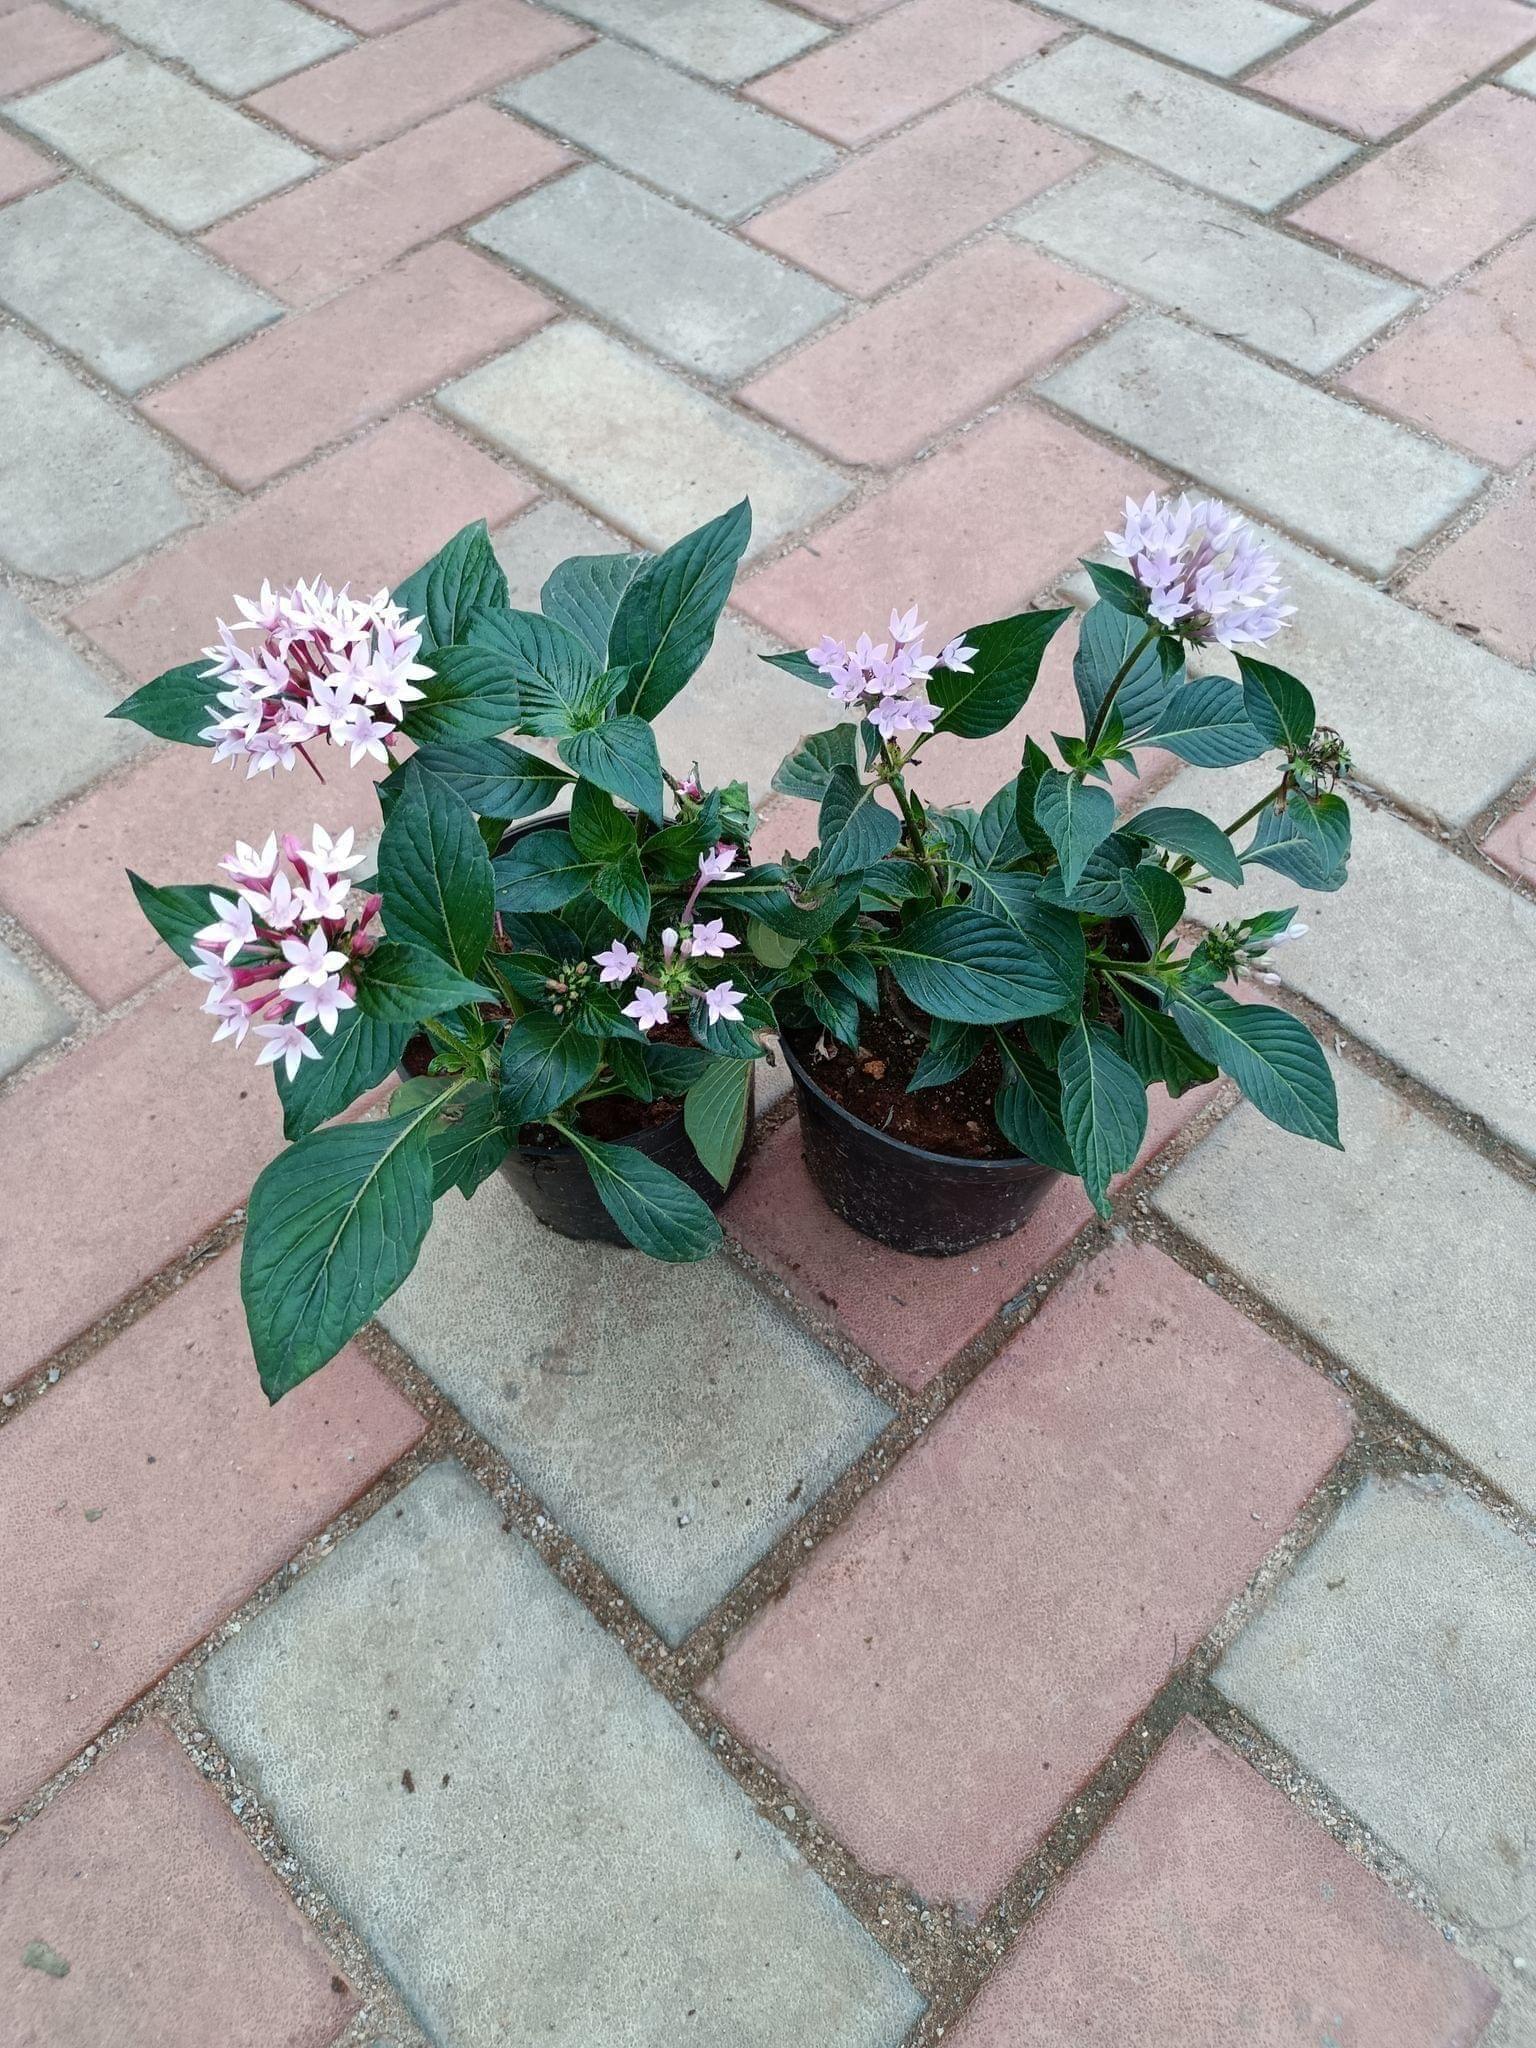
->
xmin=1168 ymin=778 xmax=1289 ymax=882
xmin=878 ymin=740 xmax=943 ymax=899
xmin=1085 ymin=624 xmax=1159 ymax=752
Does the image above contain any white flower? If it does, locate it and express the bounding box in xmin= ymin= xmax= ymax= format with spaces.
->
xmin=687 ymin=918 xmax=739 ymax=961
xmin=218 ymin=834 xmax=279 ymax=883
xmin=623 ymin=988 xmax=669 ymax=1033
xmin=696 ymin=842 xmax=741 ymax=886
xmin=703 ymin=981 xmax=745 ymax=1025
xmin=196 ymin=891 xmax=258 ymax=964
xmin=254 ymin=1017 xmax=323 ymax=1081
xmin=289 ymin=974 xmax=355 ymax=1034
xmin=593 ymin=940 xmax=640 ymax=985
xmin=279 ymin=929 xmax=349 ymax=991
xmin=300 ymin=824 xmax=364 ymax=875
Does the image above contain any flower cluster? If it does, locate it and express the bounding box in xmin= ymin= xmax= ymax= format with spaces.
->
xmin=806 ymin=607 xmax=977 ymax=743
xmin=189 ymin=827 xmax=378 ymax=1078
xmin=1205 ymin=916 xmax=1309 ymax=987
xmin=591 ymin=844 xmax=747 ymax=1033
xmin=1106 ymin=494 xmax=1293 ymax=649
xmin=200 ymin=578 xmax=431 ymax=778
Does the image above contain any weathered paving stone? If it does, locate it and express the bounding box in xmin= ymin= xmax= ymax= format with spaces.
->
xmin=0 ymin=940 xmax=67 ymax=1079
xmin=1402 ymin=474 xmax=1536 ymax=668
xmin=0 ymin=329 xmax=197 ymax=581
xmin=0 ymin=1723 xmax=358 ymax=2044
xmin=1040 ymin=314 xmax=1485 ymax=575
xmin=378 ymin=1175 xmax=890 ymax=1644
xmin=950 ymin=1715 xmax=1500 ymax=2046
xmin=501 ymin=41 xmax=833 ymax=220
xmin=471 ymin=165 xmax=842 ymax=380
xmin=1484 ymin=789 xmax=1536 ymax=884
xmin=0 ymin=180 xmax=279 ymax=396
xmin=1010 ymin=162 xmax=1416 ymax=376
xmin=196 ymin=1460 xmax=926 ymax=2047
xmin=438 ymin=321 xmax=847 ymax=554
xmin=0 ymin=2 xmax=116 ymax=96
xmin=1158 ymin=1058 xmax=1536 ymax=1515
xmin=0 ymin=1248 xmax=424 ymax=1807
xmin=542 ymin=0 xmax=829 ymax=82
xmin=8 ymin=51 xmax=318 ymax=232
xmin=1035 ymin=0 xmax=1304 ymax=73
xmin=995 ymin=38 xmax=1356 ymax=210
xmin=0 ymin=125 xmax=57 ymax=203
xmin=1507 ymin=50 xmax=1536 ymax=95
xmin=0 ymin=589 xmax=143 ymax=832
xmin=1217 ymin=1474 xmax=1536 ymax=1963
xmin=67 ymin=0 xmax=353 ymax=94
xmin=706 ymin=1245 xmax=1352 ymax=1909
xmin=1158 ymin=774 xmax=1536 ymax=1162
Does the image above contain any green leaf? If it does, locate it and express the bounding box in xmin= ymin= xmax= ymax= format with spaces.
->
xmin=1080 ymin=558 xmax=1146 ymax=615
xmin=929 ymin=607 xmax=1071 ymax=739
xmin=1073 ymin=602 xmax=1176 ymax=734
xmin=1033 ymin=769 xmax=1117 ymax=894
xmin=909 ymin=1018 xmax=986 ymax=1090
xmin=1239 ymin=655 xmax=1316 ymax=753
xmin=879 ymin=906 xmax=1075 ymax=1025
xmin=971 ymin=777 xmax=1031 ymax=869
xmin=540 ymin=550 xmax=647 ymax=664
xmin=427 ymin=1081 xmax=510 ymax=1198
xmin=1244 ymin=790 xmax=1350 ymax=892
xmin=747 ymin=917 xmax=802 ymax=970
xmin=684 ymin=1056 xmax=752 ymax=1188
xmin=592 ymin=845 xmax=651 ymax=937
xmin=568 ymin=779 xmax=638 ymax=865
xmin=560 ymin=1127 xmax=722 ymax=1260
xmin=772 ymin=721 xmax=858 ymax=802
xmin=392 ymin=520 xmax=507 ymax=657
xmin=993 ymin=1033 xmax=1076 ymax=1174
xmin=242 ymin=1095 xmax=445 ymax=1400
xmin=402 ymin=643 xmax=523 ymax=743
xmin=641 ymin=1040 xmax=712 ymax=1094
xmin=108 ymin=661 xmax=215 ymax=744
xmin=691 ymin=987 xmax=774 ymax=1059
xmin=377 ymin=762 xmax=495 ymax=977
xmin=405 ymin=737 xmax=571 ymax=821
xmin=1057 ymin=1019 xmax=1149 ymax=1218
xmin=471 ymin=608 xmax=605 ymax=736
xmin=1128 ymin=804 xmax=1243 ymax=886
xmin=610 ymin=499 xmax=752 ymax=721
xmin=1121 ymin=862 xmax=1187 ymax=950
xmin=492 ymin=827 xmax=597 ymax=912
xmin=275 ymin=1006 xmax=413 ymax=1140
xmin=559 ymin=715 xmax=665 ymax=822
xmin=1172 ymin=986 xmax=1340 ymax=1146
xmin=1117 ymin=986 xmax=1217 ymax=1098
xmin=1035 ymin=829 xmax=1144 ymax=915
xmin=1140 ymin=676 xmax=1269 ymax=768
xmin=813 ymin=765 xmax=902 ymax=881
xmin=354 ymin=939 xmax=495 ymax=1023
xmin=953 ymin=867 xmax=1086 ymax=1010
xmin=801 ymin=971 xmax=861 ymax=1044
xmin=1013 ymin=737 xmax=1058 ymax=861
xmin=762 ymin=649 xmax=830 ymax=687
xmin=128 ymin=873 xmax=216 ymax=965
xmin=499 ymin=1012 xmax=601 ymax=1126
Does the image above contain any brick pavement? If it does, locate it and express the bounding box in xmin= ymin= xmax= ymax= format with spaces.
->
xmin=1 ymin=2 xmax=1534 ymax=2042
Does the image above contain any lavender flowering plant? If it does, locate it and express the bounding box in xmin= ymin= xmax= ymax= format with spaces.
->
xmin=112 ymin=504 xmax=774 ymax=1399
xmin=754 ymin=494 xmax=1350 ymax=1213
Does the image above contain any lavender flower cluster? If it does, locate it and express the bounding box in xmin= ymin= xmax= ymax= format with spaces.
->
xmin=805 ymin=607 xmax=977 ymax=741
xmin=1105 ymin=493 xmax=1293 ymax=648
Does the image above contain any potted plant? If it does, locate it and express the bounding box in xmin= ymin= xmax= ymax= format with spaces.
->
xmin=750 ymin=493 xmax=1350 ymax=1255
xmin=110 ymin=502 xmax=776 ymax=1400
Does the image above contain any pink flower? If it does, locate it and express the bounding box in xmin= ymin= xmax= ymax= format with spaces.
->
xmin=868 ymin=691 xmax=936 ymax=742
xmin=687 ymin=917 xmax=739 ymax=960
xmin=703 ymin=981 xmax=745 ymax=1025
xmin=675 ymin=770 xmax=703 ymax=802
xmin=889 ymin=605 xmax=927 ymax=647
xmin=696 ymin=842 xmax=741 ymax=886
xmin=204 ymin=992 xmax=254 ymax=1047
xmin=296 ymin=869 xmax=351 ymax=923
xmin=254 ymin=1018 xmax=323 ymax=1081
xmin=593 ymin=939 xmax=640 ymax=985
xmin=805 ymin=605 xmax=944 ymax=743
xmin=623 ymin=988 xmax=670 ymax=1033
xmin=196 ymin=891 xmax=258 ymax=963
xmin=218 ymin=834 xmax=279 ymax=883
xmin=299 ymin=824 xmax=365 ymax=876
xmin=279 ymin=929 xmax=349 ymax=992
xmin=939 ymin=634 xmax=977 ymax=673
xmin=240 ymin=869 xmax=303 ymax=932
xmin=330 ymin=704 xmax=394 ymax=767
xmin=290 ymin=974 xmax=355 ymax=1034
xmin=1105 ymin=493 xmax=1293 ymax=647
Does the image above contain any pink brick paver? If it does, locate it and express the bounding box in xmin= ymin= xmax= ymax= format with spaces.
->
xmin=704 ymin=1245 xmax=1353 ymax=1908
xmin=1401 ymin=473 xmax=1536 ymax=666
xmin=1483 ymin=789 xmax=1536 ymax=885
xmin=0 ymin=1249 xmax=424 ymax=1813
xmin=1251 ymin=0 xmax=1536 ymax=142
xmin=739 ymin=238 xmax=1121 ymax=467
xmin=0 ymin=985 xmax=289 ymax=1389
xmin=0 ymin=1723 xmax=357 ymax=2046
xmin=0 ymin=747 xmax=387 ymax=1008
xmin=0 ymin=3 xmax=115 ymax=95
xmin=737 ymin=404 xmax=1159 ymax=649
xmin=1288 ymin=88 xmax=1536 ymax=289
xmin=0 ymin=125 xmax=58 ymax=203
xmin=201 ymin=105 xmax=572 ymax=307
xmin=950 ymin=1718 xmax=1499 ymax=2048
xmin=793 ymin=0 xmax=902 ymax=20
xmin=746 ymin=98 xmax=1090 ymax=298
xmin=727 ymin=1086 xmax=1217 ymax=1390
xmin=247 ymin=0 xmax=588 ymax=155
xmin=68 ymin=414 xmax=536 ymax=677
xmin=140 ymin=243 xmax=553 ymax=491
xmin=318 ymin=0 xmax=445 ymax=26
xmin=1337 ymin=234 xmax=1536 ymax=467
xmin=743 ymin=0 xmax=1060 ymax=147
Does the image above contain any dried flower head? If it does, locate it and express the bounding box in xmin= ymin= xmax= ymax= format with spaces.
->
xmin=1105 ymin=494 xmax=1293 ymax=649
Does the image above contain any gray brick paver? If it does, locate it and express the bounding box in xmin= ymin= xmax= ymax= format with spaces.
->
xmin=1030 ymin=0 xmax=1305 ymax=74
xmin=0 ymin=942 xmax=69 ymax=1079
xmin=0 ymin=588 xmax=146 ymax=832
xmin=542 ymin=0 xmax=829 ymax=82
xmin=196 ymin=1460 xmax=925 ymax=2048
xmin=66 ymin=0 xmax=354 ymax=94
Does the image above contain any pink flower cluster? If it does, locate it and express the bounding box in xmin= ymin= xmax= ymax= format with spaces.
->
xmin=591 ymin=845 xmax=746 ymax=1033
xmin=1105 ymin=494 xmax=1294 ymax=648
xmin=806 ymin=606 xmax=976 ymax=743
xmin=190 ymin=827 xmax=379 ymax=1079
xmin=200 ymin=579 xmax=431 ymax=778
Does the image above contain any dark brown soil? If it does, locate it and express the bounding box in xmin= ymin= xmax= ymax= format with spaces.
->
xmin=787 ymin=1010 xmax=1016 ymax=1161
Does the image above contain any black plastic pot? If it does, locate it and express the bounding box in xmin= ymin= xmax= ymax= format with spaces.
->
xmin=781 ymin=1032 xmax=1058 ymax=1257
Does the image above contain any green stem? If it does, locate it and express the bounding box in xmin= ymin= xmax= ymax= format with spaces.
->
xmin=1085 ymin=624 xmax=1159 ymax=752
xmin=879 ymin=740 xmax=944 ymax=900
xmin=1169 ymin=778 xmax=1287 ymax=881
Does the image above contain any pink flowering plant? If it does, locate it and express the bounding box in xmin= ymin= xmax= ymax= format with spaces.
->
xmin=111 ymin=504 xmax=778 ymax=1400
xmin=755 ymin=493 xmax=1351 ymax=1212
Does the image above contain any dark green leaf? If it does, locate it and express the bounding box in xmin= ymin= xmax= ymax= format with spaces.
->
xmin=909 ymin=1018 xmax=986 ymax=1090
xmin=275 ymin=1006 xmax=413 ymax=1140
xmin=1080 ymin=558 xmax=1146 ymax=614
xmin=1073 ymin=602 xmax=1176 ymax=734
xmin=242 ymin=1097 xmax=443 ymax=1399
xmin=993 ymin=1033 xmax=1076 ymax=1173
xmin=561 ymin=1127 xmax=722 ymax=1260
xmin=772 ymin=721 xmax=858 ymax=802
xmin=1128 ymin=804 xmax=1243 ymax=886
xmin=610 ymin=499 xmax=752 ymax=721
xmin=108 ymin=661 xmax=215 ymax=744
xmin=971 ymin=777 xmax=1031 ymax=868
xmin=402 ymin=644 xmax=523 ymax=744
xmin=128 ymin=873 xmax=217 ymax=966
xmin=559 ymin=714 xmax=665 ymax=822
xmin=691 ymin=987 xmax=773 ymax=1059
xmin=1035 ymin=830 xmax=1144 ymax=915
xmin=1243 ymin=790 xmax=1350 ymax=891
xmin=1117 ymin=986 xmax=1218 ymax=1097
xmin=1140 ymin=676 xmax=1269 ymax=768
xmin=879 ymin=906 xmax=1076 ymax=1025
xmin=540 ymin=550 xmax=647 ymax=664
xmin=499 ymin=1012 xmax=601 ymax=1127
xmin=814 ymin=765 xmax=902 ymax=881
xmin=467 ymin=604 xmax=597 ymax=707
xmin=929 ymin=607 xmax=1071 ymax=740
xmin=684 ymin=1056 xmax=752 ymax=1188
xmin=1239 ymin=655 xmax=1316 ymax=753
xmin=592 ymin=845 xmax=651 ymax=937
xmin=826 ymin=949 xmax=879 ymax=1012
xmin=568 ymin=779 xmax=637 ymax=864
xmin=1172 ymin=986 xmax=1340 ymax=1146
xmin=1013 ymin=737 xmax=1057 ymax=861
xmin=493 ymin=828 xmax=598 ymax=912
xmin=1121 ymin=862 xmax=1187 ymax=950
xmin=405 ymin=737 xmax=571 ymax=820
xmin=377 ymin=762 xmax=495 ymax=977
xmin=762 ymin=649 xmax=831 ymax=687
xmin=641 ymin=1040 xmax=712 ymax=1094
xmin=427 ymin=1082 xmax=510 ymax=1198
xmin=1057 ymin=1018 xmax=1148 ymax=1217
xmin=1033 ymin=769 xmax=1117 ymax=894
xmin=392 ymin=520 xmax=507 ymax=656
xmin=355 ymin=939 xmax=495 ymax=1023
